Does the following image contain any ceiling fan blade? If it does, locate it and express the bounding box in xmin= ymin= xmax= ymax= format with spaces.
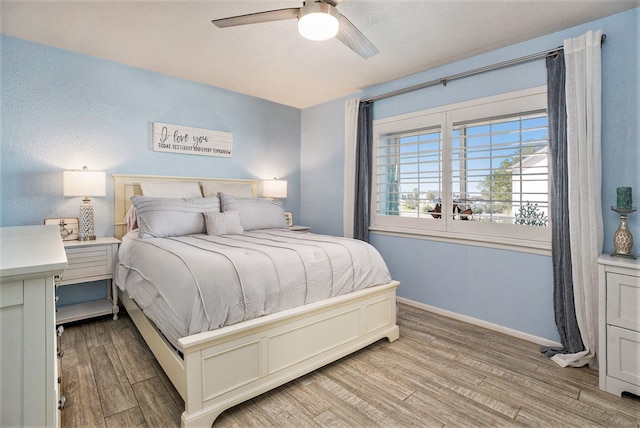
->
xmin=335 ymin=14 xmax=378 ymax=59
xmin=212 ymin=8 xmax=298 ymax=28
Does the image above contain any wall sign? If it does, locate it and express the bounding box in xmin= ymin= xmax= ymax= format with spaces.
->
xmin=152 ymin=122 xmax=233 ymax=158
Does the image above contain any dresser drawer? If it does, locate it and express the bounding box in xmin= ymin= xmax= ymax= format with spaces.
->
xmin=607 ymin=325 xmax=640 ymax=386
xmin=607 ymin=272 xmax=640 ymax=331
xmin=58 ymin=246 xmax=112 ymax=284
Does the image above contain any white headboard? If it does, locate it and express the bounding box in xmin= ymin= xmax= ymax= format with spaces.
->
xmin=112 ymin=174 xmax=259 ymax=239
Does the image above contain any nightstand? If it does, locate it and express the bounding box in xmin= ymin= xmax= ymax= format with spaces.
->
xmin=56 ymin=237 xmax=120 ymax=325
xmin=289 ymin=225 xmax=311 ymax=233
xmin=598 ymin=254 xmax=640 ymax=397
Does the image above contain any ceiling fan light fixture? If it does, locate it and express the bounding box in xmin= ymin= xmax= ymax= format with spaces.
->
xmin=298 ymin=2 xmax=339 ymax=41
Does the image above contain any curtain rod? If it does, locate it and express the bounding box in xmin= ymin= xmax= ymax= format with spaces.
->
xmin=362 ymin=34 xmax=606 ymax=103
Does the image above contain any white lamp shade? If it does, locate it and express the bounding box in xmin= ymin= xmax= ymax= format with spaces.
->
xmin=298 ymin=2 xmax=339 ymax=41
xmin=63 ymin=168 xmax=106 ymax=197
xmin=263 ymin=179 xmax=288 ymax=199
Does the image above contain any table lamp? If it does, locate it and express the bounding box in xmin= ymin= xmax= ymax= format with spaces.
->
xmin=63 ymin=166 xmax=106 ymax=240
xmin=262 ymin=179 xmax=288 ymax=199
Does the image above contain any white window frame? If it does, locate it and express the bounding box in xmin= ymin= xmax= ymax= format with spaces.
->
xmin=373 ymin=110 xmax=447 ymax=233
xmin=370 ymin=86 xmax=551 ymax=254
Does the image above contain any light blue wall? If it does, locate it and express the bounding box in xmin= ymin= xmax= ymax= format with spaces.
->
xmin=301 ymin=8 xmax=639 ymax=342
xmin=1 ymin=35 xmax=301 ymax=234
xmin=300 ymin=96 xmax=351 ymax=236
xmin=1 ymin=35 xmax=301 ymax=304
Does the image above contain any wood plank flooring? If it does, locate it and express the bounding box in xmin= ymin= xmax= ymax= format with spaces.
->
xmin=60 ymin=303 xmax=640 ymax=427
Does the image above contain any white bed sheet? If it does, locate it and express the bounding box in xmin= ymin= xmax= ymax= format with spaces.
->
xmin=115 ymin=229 xmax=391 ymax=349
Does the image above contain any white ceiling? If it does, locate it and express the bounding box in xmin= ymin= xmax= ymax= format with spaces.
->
xmin=2 ymin=0 xmax=638 ymax=109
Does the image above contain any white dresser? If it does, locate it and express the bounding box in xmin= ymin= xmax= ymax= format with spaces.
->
xmin=0 ymin=225 xmax=68 ymax=427
xmin=598 ymin=254 xmax=640 ymax=396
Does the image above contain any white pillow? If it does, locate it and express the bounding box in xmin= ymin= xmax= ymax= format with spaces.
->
xmin=200 ymin=181 xmax=254 ymax=198
xmin=204 ymin=211 xmax=244 ymax=235
xmin=139 ymin=181 xmax=203 ymax=198
xmin=131 ymin=196 xmax=220 ymax=239
xmin=219 ymin=193 xmax=288 ymax=231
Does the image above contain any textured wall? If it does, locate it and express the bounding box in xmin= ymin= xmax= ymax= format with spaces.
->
xmin=301 ymin=8 xmax=640 ymax=343
xmin=1 ymin=35 xmax=301 ymax=236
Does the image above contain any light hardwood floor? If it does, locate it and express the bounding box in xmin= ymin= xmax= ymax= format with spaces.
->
xmin=59 ymin=303 xmax=640 ymax=427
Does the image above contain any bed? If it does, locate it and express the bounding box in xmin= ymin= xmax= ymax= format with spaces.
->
xmin=113 ymin=174 xmax=400 ymax=427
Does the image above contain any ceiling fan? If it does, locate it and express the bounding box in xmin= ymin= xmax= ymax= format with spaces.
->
xmin=211 ymin=0 xmax=378 ymax=59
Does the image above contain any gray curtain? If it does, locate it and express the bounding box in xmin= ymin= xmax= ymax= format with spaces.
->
xmin=541 ymin=51 xmax=585 ymax=357
xmin=354 ymin=101 xmax=373 ymax=242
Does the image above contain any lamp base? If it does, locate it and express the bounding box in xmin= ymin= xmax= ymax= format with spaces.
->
xmin=78 ymin=201 xmax=96 ymax=241
xmin=612 ymin=214 xmax=635 ymax=259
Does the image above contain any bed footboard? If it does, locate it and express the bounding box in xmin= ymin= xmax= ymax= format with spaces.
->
xmin=180 ymin=280 xmax=399 ymax=427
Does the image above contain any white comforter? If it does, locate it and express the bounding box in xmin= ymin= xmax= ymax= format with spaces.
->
xmin=115 ymin=229 xmax=391 ymax=349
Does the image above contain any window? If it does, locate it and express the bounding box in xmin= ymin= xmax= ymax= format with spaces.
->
xmin=451 ymin=111 xmax=549 ymax=226
xmin=377 ymin=126 xmax=442 ymax=218
xmin=371 ymin=87 xmax=550 ymax=250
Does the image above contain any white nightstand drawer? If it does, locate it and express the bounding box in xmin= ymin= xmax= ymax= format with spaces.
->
xmin=607 ymin=325 xmax=640 ymax=386
xmin=59 ymin=247 xmax=111 ymax=282
xmin=607 ymin=272 xmax=640 ymax=331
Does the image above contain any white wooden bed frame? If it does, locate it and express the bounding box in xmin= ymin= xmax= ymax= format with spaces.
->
xmin=113 ymin=174 xmax=400 ymax=427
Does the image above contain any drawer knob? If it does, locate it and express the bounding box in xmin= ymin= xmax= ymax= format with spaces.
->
xmin=58 ymin=395 xmax=66 ymax=410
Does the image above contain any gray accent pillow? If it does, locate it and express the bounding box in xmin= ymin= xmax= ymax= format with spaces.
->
xmin=219 ymin=193 xmax=288 ymax=231
xmin=131 ymin=195 xmax=220 ymax=239
xmin=204 ymin=210 xmax=244 ymax=235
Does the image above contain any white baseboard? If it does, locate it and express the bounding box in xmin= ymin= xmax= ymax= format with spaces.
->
xmin=397 ymin=297 xmax=562 ymax=348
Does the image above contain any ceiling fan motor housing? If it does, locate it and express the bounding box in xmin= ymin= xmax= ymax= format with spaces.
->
xmin=298 ymin=1 xmax=340 ymax=41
